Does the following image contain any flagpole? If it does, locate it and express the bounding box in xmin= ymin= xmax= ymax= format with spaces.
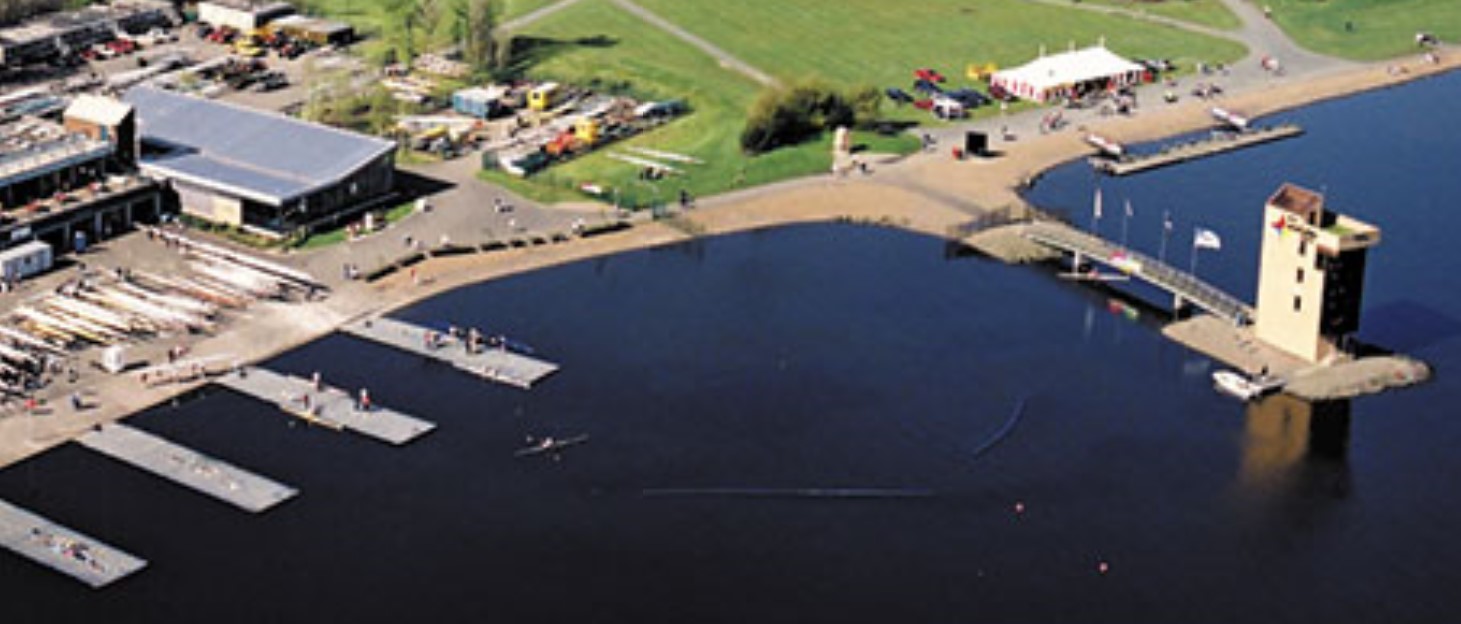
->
xmin=1120 ymin=199 xmax=1131 ymax=248
xmin=1190 ymin=237 xmax=1200 ymax=275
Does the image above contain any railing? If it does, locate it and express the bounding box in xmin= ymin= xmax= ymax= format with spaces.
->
xmin=1023 ymin=221 xmax=1252 ymax=324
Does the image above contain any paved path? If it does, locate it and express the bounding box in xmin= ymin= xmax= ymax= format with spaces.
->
xmin=1214 ymin=0 xmax=1349 ymax=76
xmin=498 ymin=0 xmax=589 ymax=32
xmin=610 ymin=0 xmax=779 ymax=87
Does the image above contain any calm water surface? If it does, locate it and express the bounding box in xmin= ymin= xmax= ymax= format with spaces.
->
xmin=2 ymin=73 xmax=1460 ymax=623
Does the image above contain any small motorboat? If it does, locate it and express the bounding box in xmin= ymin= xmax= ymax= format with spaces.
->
xmin=1212 ymin=370 xmax=1284 ymax=401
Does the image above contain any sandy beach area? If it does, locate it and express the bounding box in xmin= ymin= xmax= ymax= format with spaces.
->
xmin=0 ymin=50 xmax=1456 ymax=469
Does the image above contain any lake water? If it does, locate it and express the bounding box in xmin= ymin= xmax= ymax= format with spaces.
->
xmin=3 ymin=72 xmax=1461 ymax=623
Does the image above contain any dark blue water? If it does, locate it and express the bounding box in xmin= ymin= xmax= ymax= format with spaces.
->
xmin=1 ymin=72 xmax=1459 ymax=623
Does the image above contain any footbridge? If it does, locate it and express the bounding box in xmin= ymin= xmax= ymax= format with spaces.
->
xmin=1020 ymin=220 xmax=1253 ymax=324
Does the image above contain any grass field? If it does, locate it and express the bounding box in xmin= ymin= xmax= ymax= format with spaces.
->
xmin=296 ymin=202 xmax=417 ymax=249
xmin=1264 ymin=0 xmax=1461 ymax=60
xmin=490 ymin=0 xmax=1247 ymax=205
xmin=495 ymin=0 xmax=921 ymax=208
xmin=1074 ymin=0 xmax=1241 ymax=31
xmin=632 ymin=0 xmax=1247 ymax=90
xmin=309 ymin=0 xmax=1249 ymax=205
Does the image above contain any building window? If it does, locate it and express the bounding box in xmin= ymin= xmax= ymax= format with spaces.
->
xmin=1293 ymin=296 xmax=1302 ymax=312
xmin=1296 ymin=268 xmax=1305 ymax=284
xmin=1298 ymin=239 xmax=1307 ymax=256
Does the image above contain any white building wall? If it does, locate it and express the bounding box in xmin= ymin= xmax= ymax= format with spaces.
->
xmin=197 ymin=2 xmax=259 ymax=31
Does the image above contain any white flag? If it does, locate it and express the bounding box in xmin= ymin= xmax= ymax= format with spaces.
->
xmin=1163 ymin=210 xmax=1173 ymax=232
xmin=1093 ymin=188 xmax=1103 ymax=220
xmin=1194 ymin=228 xmax=1222 ymax=250
xmin=1124 ymin=199 xmax=1133 ymax=218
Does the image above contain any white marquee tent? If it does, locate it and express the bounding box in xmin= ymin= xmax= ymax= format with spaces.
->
xmin=991 ymin=45 xmax=1148 ymax=103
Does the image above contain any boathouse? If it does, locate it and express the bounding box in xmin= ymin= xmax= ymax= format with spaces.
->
xmin=125 ymin=85 xmax=396 ymax=238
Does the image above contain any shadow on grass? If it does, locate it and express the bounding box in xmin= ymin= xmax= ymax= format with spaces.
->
xmin=498 ymin=34 xmax=619 ymax=80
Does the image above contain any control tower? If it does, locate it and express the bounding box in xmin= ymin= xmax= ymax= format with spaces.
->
xmin=1254 ymin=184 xmax=1381 ymax=363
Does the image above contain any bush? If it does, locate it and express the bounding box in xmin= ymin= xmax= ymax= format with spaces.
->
xmin=740 ymin=80 xmax=881 ymax=155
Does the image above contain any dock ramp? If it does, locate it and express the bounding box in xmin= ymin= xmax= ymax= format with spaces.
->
xmin=76 ymin=423 xmax=297 ymax=513
xmin=217 ymin=367 xmax=435 ymax=446
xmin=342 ymin=317 xmax=559 ymax=389
xmin=0 ymin=498 xmax=147 ymax=588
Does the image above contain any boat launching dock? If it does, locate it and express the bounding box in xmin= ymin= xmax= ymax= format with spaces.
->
xmin=0 ymin=498 xmax=146 ymax=588
xmin=1091 ymin=124 xmax=1303 ymax=176
xmin=217 ymin=367 xmax=435 ymax=445
xmin=76 ymin=423 xmax=297 ymax=513
xmin=342 ymin=317 xmax=559 ymax=389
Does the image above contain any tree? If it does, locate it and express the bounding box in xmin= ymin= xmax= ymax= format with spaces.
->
xmin=740 ymin=80 xmax=869 ymax=154
xmin=463 ymin=0 xmax=500 ymax=74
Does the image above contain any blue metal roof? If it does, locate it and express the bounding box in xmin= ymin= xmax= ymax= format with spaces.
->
xmin=125 ymin=86 xmax=394 ymax=205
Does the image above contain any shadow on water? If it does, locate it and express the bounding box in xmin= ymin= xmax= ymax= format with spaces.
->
xmin=1237 ymin=394 xmax=1352 ymax=527
xmin=1358 ymin=300 xmax=1461 ymax=353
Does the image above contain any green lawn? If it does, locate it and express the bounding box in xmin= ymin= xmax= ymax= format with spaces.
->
xmin=296 ymin=201 xmax=418 ymax=249
xmin=497 ymin=0 xmax=925 ymax=208
xmin=1073 ymin=0 xmax=1241 ymax=31
xmin=631 ymin=0 xmax=1246 ymax=91
xmin=1264 ymin=0 xmax=1461 ymax=60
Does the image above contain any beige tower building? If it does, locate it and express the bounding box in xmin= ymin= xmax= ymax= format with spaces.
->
xmin=1254 ymin=184 xmax=1381 ymax=362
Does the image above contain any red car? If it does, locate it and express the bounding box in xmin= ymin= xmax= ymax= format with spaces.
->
xmin=915 ymin=68 xmax=946 ymax=83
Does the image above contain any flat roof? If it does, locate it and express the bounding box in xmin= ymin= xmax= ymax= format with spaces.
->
xmin=0 ymin=116 xmax=112 ymax=189
xmin=269 ymin=14 xmax=352 ymax=34
xmin=0 ymin=1 xmax=165 ymax=47
xmin=125 ymin=85 xmax=394 ymax=206
xmin=199 ymin=0 xmax=293 ymax=14
xmin=64 ymin=94 xmax=133 ymax=127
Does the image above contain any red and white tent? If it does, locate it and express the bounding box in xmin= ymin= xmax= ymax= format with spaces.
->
xmin=991 ymin=45 xmax=1147 ymax=103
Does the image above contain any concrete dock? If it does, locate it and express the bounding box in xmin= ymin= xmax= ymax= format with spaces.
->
xmin=76 ymin=423 xmax=298 ymax=513
xmin=217 ymin=367 xmax=435 ymax=446
xmin=1091 ymin=124 xmax=1303 ymax=176
xmin=0 ymin=498 xmax=147 ymax=588
xmin=341 ymin=316 xmax=559 ymax=389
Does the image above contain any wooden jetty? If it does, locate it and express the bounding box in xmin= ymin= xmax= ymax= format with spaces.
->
xmin=217 ymin=367 xmax=435 ymax=446
xmin=76 ymin=423 xmax=297 ymax=513
xmin=1091 ymin=124 xmax=1303 ymax=176
xmin=0 ymin=498 xmax=146 ymax=588
xmin=341 ymin=317 xmax=559 ymax=389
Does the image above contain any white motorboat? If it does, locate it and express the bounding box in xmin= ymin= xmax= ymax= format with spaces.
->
xmin=1212 ymin=370 xmax=1284 ymax=401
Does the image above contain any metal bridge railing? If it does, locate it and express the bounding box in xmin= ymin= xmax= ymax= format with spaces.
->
xmin=1022 ymin=222 xmax=1252 ymax=324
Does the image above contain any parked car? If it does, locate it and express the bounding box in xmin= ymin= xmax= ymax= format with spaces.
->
xmin=946 ymin=87 xmax=990 ymax=108
xmin=252 ymin=71 xmax=289 ymax=92
xmin=912 ymin=78 xmax=943 ymax=95
xmin=914 ymin=68 xmax=946 ymax=83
